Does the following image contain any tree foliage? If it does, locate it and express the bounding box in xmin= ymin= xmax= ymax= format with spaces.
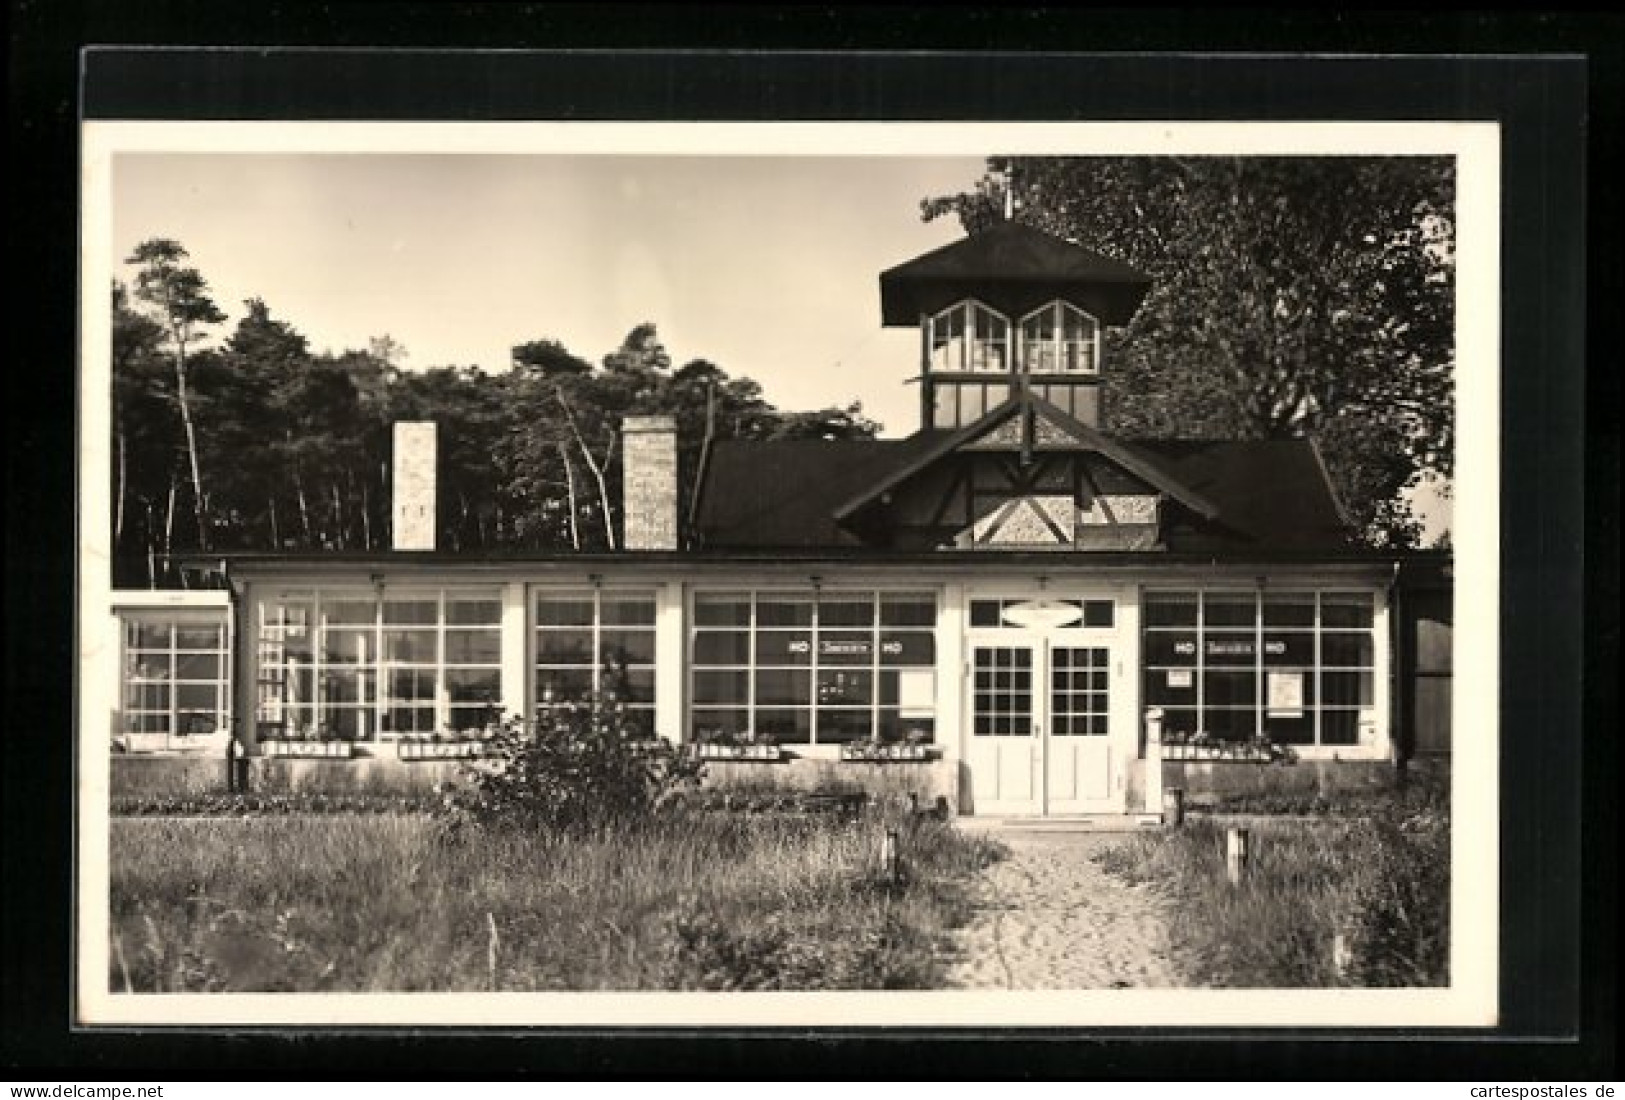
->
xmin=923 ymin=156 xmax=1455 ymax=546
xmin=110 ymin=242 xmax=880 ymax=585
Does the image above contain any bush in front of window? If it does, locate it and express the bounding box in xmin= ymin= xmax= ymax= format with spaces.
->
xmin=436 ymin=686 xmax=703 ymax=835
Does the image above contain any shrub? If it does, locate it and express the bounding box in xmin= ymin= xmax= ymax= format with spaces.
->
xmin=436 ymin=688 xmax=703 ymax=834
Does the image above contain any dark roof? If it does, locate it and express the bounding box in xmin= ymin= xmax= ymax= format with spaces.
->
xmin=694 ymin=433 xmax=1355 ymax=553
xmin=879 ymin=222 xmax=1152 ymax=327
xmin=693 ymin=433 xmax=948 ymax=549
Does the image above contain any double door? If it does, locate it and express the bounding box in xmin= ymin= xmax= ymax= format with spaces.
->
xmin=966 ymin=637 xmax=1122 ymax=815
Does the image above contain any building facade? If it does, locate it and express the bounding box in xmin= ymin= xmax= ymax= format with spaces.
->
xmin=114 ymin=222 xmax=1452 ymax=816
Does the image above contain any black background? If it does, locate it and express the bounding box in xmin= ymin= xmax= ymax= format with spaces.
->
xmin=5 ymin=4 xmax=1616 ymax=1081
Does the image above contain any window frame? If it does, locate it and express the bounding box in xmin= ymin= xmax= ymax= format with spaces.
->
xmin=531 ymin=586 xmax=658 ymax=737
xmin=927 ymin=299 xmax=1011 ymax=374
xmin=1140 ymin=587 xmax=1380 ymax=751
xmin=1019 ymin=300 xmax=1100 ymax=376
xmin=119 ymin=611 xmax=231 ymax=745
xmin=689 ymin=589 xmax=939 ymax=747
xmin=254 ymin=586 xmax=503 ymax=742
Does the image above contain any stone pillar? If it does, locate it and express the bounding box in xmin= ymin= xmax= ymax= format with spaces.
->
xmin=392 ymin=421 xmax=437 ymax=551
xmin=622 ymin=415 xmax=678 ymax=551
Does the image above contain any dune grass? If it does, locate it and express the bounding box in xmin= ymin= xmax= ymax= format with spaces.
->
xmin=1094 ymin=777 xmax=1449 ymax=987
xmin=109 ymin=809 xmax=1001 ymax=993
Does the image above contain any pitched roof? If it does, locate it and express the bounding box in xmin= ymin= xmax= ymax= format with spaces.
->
xmin=879 ymin=222 xmax=1152 ymax=326
xmin=693 ymin=432 xmax=1355 ymax=553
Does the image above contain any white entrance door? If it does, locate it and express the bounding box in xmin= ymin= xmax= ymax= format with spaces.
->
xmin=1043 ymin=644 xmax=1117 ymax=814
xmin=966 ymin=638 xmax=1121 ymax=816
xmin=967 ymin=643 xmax=1042 ymax=814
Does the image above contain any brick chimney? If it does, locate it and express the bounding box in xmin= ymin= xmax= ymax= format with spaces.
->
xmin=391 ymin=421 xmax=437 ymax=551
xmin=621 ymin=415 xmax=678 ymax=551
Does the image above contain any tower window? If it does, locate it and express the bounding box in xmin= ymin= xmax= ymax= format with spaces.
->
xmin=928 ymin=301 xmax=1009 ymax=373
xmin=1020 ymin=302 xmax=1099 ymax=375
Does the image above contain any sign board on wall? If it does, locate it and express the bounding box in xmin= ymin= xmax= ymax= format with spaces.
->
xmin=898 ymin=669 xmax=935 ymax=717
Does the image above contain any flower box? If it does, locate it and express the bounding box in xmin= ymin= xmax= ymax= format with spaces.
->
xmin=396 ymin=740 xmax=486 ymax=761
xmin=839 ymin=742 xmax=938 ymax=763
xmin=1158 ymin=739 xmax=1276 ymax=763
xmin=261 ymin=740 xmax=354 ymax=759
xmin=692 ymin=742 xmax=783 ymax=762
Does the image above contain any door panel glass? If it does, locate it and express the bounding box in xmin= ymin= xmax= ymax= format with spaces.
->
xmin=1050 ymin=646 xmax=1109 ymax=737
xmin=972 ymin=646 xmax=1033 ymax=737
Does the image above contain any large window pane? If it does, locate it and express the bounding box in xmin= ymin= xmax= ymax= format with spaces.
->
xmin=599 ymin=628 xmax=655 ymax=665
xmin=536 ymin=595 xmax=596 ymax=627
xmin=1203 ymin=593 xmax=1257 ymax=628
xmin=175 ymin=624 xmax=225 ymax=649
xmin=1203 ymin=631 xmax=1256 ymax=666
xmin=1262 ymin=592 xmax=1316 ymax=627
xmin=1321 ymin=671 xmax=1373 ymax=707
xmin=816 ymin=709 xmax=873 ymax=743
xmin=879 ymin=631 xmax=935 ymax=665
xmin=1143 ymin=593 xmax=1198 ymax=628
xmin=128 ymin=621 xmax=172 ymax=648
xmin=880 ymin=595 xmax=936 ymax=627
xmin=446 ymin=668 xmax=500 ymax=704
xmin=1261 ymin=632 xmax=1315 ymax=666
xmin=755 ymin=708 xmax=812 ymax=744
xmin=1321 ymin=593 xmax=1375 ymax=629
xmin=600 ymin=596 xmax=656 ymax=627
xmin=692 ymin=708 xmax=748 ymax=739
xmin=693 ymin=670 xmax=748 ymax=706
xmin=757 ymin=598 xmax=813 ymax=627
xmin=383 ymin=599 xmax=438 ymax=625
xmin=818 ymin=630 xmax=872 ymax=666
xmin=445 ymin=630 xmax=501 ymax=665
xmin=1321 ymin=632 xmax=1374 ymax=667
xmin=818 ymin=597 xmax=874 ymax=627
xmin=383 ymin=629 xmax=437 ymax=663
xmin=323 ymin=599 xmax=377 ymax=626
xmin=755 ymin=669 xmax=811 ymax=706
xmin=693 ymin=631 xmax=750 ymax=665
xmin=536 ymin=629 xmax=594 ymax=664
xmin=324 ymin=628 xmax=377 ymax=664
xmin=754 ymin=630 xmax=811 ymax=665
xmin=1203 ymin=669 xmax=1257 ymax=708
xmin=816 ymin=668 xmax=872 ymax=706
xmin=1321 ymin=710 xmax=1362 ymax=745
xmin=694 ymin=594 xmax=750 ymax=627
xmin=446 ymin=598 xmax=501 ymax=626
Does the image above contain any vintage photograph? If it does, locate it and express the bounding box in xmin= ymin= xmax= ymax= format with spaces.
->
xmin=77 ymin=121 xmax=1498 ymax=1027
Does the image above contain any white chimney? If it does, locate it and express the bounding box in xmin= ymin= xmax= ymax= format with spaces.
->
xmin=392 ymin=421 xmax=437 ymax=551
xmin=621 ymin=415 xmax=677 ymax=551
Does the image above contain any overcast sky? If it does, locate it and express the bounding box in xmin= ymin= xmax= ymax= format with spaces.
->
xmin=112 ymin=153 xmax=987 ymax=438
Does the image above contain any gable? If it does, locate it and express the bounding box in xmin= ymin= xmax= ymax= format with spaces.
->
xmin=692 ymin=415 xmax=1355 ymax=553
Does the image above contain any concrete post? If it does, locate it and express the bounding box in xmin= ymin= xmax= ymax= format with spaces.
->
xmin=1144 ymin=705 xmax=1165 ymax=817
xmin=1226 ymin=827 xmax=1251 ymax=885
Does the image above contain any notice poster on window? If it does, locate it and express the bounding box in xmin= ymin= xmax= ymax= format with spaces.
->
xmin=897 ymin=668 xmax=935 ymax=716
xmin=1266 ymin=671 xmax=1304 ymax=717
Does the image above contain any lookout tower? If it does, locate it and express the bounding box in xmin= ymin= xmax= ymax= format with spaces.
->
xmin=878 ymin=222 xmax=1152 ymax=432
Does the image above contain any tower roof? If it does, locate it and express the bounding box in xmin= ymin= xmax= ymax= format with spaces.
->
xmin=879 ymin=221 xmax=1152 ymax=327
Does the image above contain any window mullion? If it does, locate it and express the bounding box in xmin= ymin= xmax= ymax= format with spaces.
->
xmin=1254 ymin=591 xmax=1264 ymax=739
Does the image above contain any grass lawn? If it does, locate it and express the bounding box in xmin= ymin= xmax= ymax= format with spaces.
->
xmin=1095 ymin=777 xmax=1450 ymax=988
xmin=109 ymin=809 xmax=1001 ymax=993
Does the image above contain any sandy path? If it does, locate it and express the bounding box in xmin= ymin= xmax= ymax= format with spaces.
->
xmin=943 ymin=829 xmax=1185 ymax=989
